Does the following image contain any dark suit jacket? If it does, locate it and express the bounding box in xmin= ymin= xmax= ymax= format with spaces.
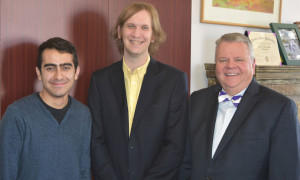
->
xmin=180 ymin=79 xmax=300 ymax=180
xmin=88 ymin=57 xmax=188 ymax=180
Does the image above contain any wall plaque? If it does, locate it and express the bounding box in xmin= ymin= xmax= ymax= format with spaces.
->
xmin=245 ymin=31 xmax=282 ymax=66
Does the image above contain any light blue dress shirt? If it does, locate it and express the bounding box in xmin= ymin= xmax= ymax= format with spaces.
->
xmin=212 ymin=88 xmax=247 ymax=158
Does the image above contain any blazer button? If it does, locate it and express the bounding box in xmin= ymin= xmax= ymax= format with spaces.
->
xmin=127 ymin=169 xmax=135 ymax=175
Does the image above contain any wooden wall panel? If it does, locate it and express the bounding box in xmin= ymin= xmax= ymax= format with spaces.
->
xmin=0 ymin=0 xmax=191 ymax=118
xmin=71 ymin=8 xmax=110 ymax=103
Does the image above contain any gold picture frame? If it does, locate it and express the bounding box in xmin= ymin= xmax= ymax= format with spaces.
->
xmin=201 ymin=0 xmax=282 ymax=28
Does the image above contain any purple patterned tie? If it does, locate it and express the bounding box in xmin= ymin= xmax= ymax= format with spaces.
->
xmin=218 ymin=90 xmax=242 ymax=107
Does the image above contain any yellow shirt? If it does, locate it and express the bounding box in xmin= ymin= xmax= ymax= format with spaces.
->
xmin=123 ymin=56 xmax=150 ymax=136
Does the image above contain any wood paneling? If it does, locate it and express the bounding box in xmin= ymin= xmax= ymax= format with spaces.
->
xmin=1 ymin=43 xmax=38 ymax=116
xmin=0 ymin=0 xmax=191 ymax=117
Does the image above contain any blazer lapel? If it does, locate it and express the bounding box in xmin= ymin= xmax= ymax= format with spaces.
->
xmin=213 ymin=79 xmax=260 ymax=159
xmin=206 ymin=85 xmax=221 ymax=161
xmin=130 ymin=58 xmax=158 ymax=134
xmin=110 ymin=60 xmax=129 ymax=138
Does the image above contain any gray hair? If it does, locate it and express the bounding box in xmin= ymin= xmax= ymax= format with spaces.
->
xmin=215 ymin=33 xmax=254 ymax=62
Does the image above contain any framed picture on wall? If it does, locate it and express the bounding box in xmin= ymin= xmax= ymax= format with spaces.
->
xmin=201 ymin=0 xmax=282 ymax=28
xmin=270 ymin=23 xmax=300 ymax=65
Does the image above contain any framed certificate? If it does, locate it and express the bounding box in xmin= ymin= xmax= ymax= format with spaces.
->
xmin=270 ymin=23 xmax=300 ymax=65
xmin=245 ymin=31 xmax=281 ymax=66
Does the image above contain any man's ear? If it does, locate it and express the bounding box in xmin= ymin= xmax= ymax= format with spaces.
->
xmin=252 ymin=58 xmax=256 ymax=75
xmin=151 ymin=35 xmax=155 ymax=43
xmin=118 ymin=25 xmax=122 ymax=39
xmin=75 ymin=66 xmax=80 ymax=80
xmin=35 ymin=67 xmax=42 ymax=80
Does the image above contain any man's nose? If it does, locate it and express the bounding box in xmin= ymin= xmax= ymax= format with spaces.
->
xmin=132 ymin=27 xmax=142 ymax=37
xmin=54 ymin=68 xmax=63 ymax=79
xmin=227 ymin=59 xmax=235 ymax=67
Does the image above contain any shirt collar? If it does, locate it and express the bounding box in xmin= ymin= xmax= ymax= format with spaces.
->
xmin=221 ymin=87 xmax=248 ymax=98
xmin=123 ymin=55 xmax=150 ymax=78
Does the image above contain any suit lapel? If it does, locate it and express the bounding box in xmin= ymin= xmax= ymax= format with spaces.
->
xmin=110 ymin=60 xmax=129 ymax=138
xmin=206 ymin=85 xmax=221 ymax=160
xmin=213 ymin=79 xmax=260 ymax=159
xmin=131 ymin=58 xmax=158 ymax=134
